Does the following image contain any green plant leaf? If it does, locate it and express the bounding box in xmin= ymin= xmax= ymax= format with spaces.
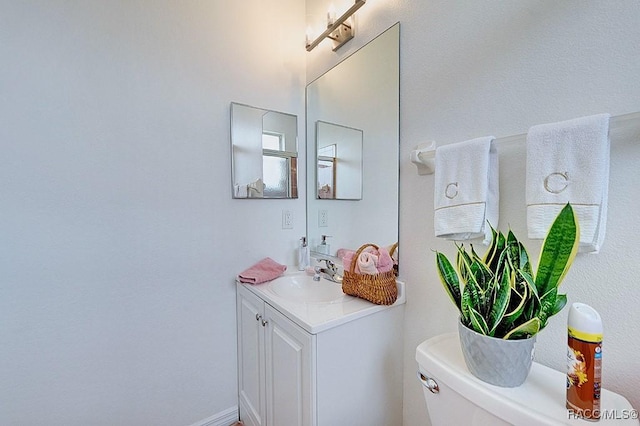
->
xmin=457 ymin=248 xmax=489 ymax=315
xmin=482 ymin=225 xmax=499 ymax=264
xmin=470 ymin=244 xmax=482 ymax=263
xmin=488 ymin=265 xmax=511 ymax=335
xmin=517 ymin=242 xmax=532 ymax=276
xmin=538 ymin=288 xmax=568 ymax=329
xmin=435 ymin=251 xmax=462 ymax=312
xmin=463 ymin=274 xmax=483 ymax=315
xmin=471 ymin=259 xmax=493 ymax=293
xmin=456 ymin=245 xmax=472 ymax=283
xmin=534 ymin=203 xmax=580 ymax=297
xmin=492 ymin=246 xmax=510 ymax=286
xmin=518 ymin=270 xmax=540 ymax=321
xmin=506 ymin=232 xmax=533 ymax=280
xmin=506 ymin=230 xmax=519 ymax=258
xmin=468 ymin=307 xmax=489 ymax=335
xmin=503 ymin=317 xmax=541 ymax=340
xmin=519 ymin=270 xmax=539 ymax=301
xmin=552 ymin=293 xmax=568 ymax=316
xmin=537 ymin=289 xmax=556 ymax=328
xmin=461 ymin=286 xmax=471 ymax=323
xmin=501 ymin=283 xmax=529 ymax=328
xmin=483 ymin=226 xmax=506 ymax=272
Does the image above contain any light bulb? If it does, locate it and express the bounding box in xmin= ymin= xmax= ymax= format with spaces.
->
xmin=306 ymin=26 xmax=313 ymax=46
xmin=327 ymin=4 xmax=336 ymax=27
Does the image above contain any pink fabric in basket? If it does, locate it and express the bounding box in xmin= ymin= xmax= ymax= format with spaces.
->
xmin=342 ymin=246 xmax=394 ymax=274
xmin=238 ymin=257 xmax=287 ymax=284
xmin=376 ymin=247 xmax=394 ymax=273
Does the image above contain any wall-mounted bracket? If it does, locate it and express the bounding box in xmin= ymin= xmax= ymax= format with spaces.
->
xmin=327 ymin=21 xmax=355 ymax=51
xmin=410 ymin=141 xmax=436 ymax=175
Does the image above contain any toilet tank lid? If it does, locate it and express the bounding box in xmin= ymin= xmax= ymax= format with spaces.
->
xmin=416 ymin=333 xmax=638 ymax=426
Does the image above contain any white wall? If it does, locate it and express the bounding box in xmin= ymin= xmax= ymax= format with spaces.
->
xmin=0 ymin=1 xmax=305 ymax=425
xmin=308 ymin=1 xmax=640 ymax=425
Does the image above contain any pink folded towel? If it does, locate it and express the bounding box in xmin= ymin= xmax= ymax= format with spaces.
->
xmin=358 ymin=252 xmax=379 ymax=275
xmin=341 ymin=250 xmax=358 ymax=272
xmin=342 ymin=246 xmax=376 ymax=273
xmin=342 ymin=246 xmax=395 ymax=275
xmin=336 ymin=248 xmax=351 ymax=259
xmin=376 ymin=247 xmax=394 ymax=273
xmin=238 ymin=257 xmax=287 ymax=284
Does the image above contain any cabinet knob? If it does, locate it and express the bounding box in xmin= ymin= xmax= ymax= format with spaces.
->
xmin=256 ymin=313 xmax=262 ymax=321
xmin=261 ymin=319 xmax=268 ymax=327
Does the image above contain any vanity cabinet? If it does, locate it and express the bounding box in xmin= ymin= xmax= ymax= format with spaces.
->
xmin=236 ymin=281 xmax=404 ymax=426
xmin=237 ymin=286 xmax=314 ymax=426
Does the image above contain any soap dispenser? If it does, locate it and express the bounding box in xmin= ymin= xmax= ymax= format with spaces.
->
xmin=298 ymin=236 xmax=310 ymax=271
xmin=317 ymin=235 xmax=331 ymax=255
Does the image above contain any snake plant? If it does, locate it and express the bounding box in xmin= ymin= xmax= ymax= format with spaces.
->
xmin=435 ymin=203 xmax=580 ymax=340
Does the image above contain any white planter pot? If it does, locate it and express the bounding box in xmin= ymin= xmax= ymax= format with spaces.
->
xmin=458 ymin=320 xmax=536 ymax=387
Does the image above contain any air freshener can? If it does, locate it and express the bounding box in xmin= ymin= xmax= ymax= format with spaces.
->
xmin=566 ymin=302 xmax=603 ymax=421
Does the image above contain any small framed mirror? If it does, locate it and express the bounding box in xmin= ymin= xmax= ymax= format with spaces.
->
xmin=316 ymin=121 xmax=363 ymax=200
xmin=230 ymin=102 xmax=298 ymax=199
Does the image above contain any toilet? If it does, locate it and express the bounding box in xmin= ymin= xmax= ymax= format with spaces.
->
xmin=416 ymin=333 xmax=639 ymax=425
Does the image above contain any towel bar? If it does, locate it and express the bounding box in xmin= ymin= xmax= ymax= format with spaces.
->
xmin=410 ymin=111 xmax=640 ymax=176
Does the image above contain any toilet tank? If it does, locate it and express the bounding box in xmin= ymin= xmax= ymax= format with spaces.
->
xmin=416 ymin=333 xmax=639 ymax=426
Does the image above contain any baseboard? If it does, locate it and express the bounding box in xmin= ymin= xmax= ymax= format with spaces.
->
xmin=190 ymin=406 xmax=239 ymax=426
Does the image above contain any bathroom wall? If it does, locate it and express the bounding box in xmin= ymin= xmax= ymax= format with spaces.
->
xmin=0 ymin=1 xmax=305 ymax=425
xmin=308 ymin=1 xmax=640 ymax=424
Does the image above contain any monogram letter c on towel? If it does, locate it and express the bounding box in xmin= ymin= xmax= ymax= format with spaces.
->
xmin=445 ymin=182 xmax=458 ymax=199
xmin=544 ymin=172 xmax=569 ymax=194
xmin=433 ymin=136 xmax=498 ymax=244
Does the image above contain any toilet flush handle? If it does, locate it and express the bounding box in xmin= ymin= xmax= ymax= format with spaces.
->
xmin=417 ymin=372 xmax=439 ymax=394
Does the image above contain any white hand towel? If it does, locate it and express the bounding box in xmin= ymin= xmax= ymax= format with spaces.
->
xmin=526 ymin=114 xmax=610 ymax=253
xmin=434 ymin=136 xmax=498 ymax=244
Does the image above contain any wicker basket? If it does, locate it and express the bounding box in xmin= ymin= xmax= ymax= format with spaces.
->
xmin=342 ymin=243 xmax=398 ymax=305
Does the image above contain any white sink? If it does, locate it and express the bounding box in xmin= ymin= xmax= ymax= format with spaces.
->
xmin=268 ymin=273 xmax=350 ymax=303
xmin=239 ymin=270 xmax=406 ymax=334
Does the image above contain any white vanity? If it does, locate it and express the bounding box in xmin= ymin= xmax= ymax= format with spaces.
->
xmin=236 ymin=270 xmax=405 ymax=426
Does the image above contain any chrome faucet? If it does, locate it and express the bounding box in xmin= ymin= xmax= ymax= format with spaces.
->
xmin=313 ymin=258 xmax=343 ymax=283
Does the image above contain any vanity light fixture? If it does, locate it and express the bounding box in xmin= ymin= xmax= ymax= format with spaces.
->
xmin=306 ymin=0 xmax=366 ymax=52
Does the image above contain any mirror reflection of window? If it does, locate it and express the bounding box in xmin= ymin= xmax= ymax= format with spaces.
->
xmin=262 ymin=132 xmax=283 ymax=150
xmin=262 ymin=131 xmax=298 ymax=198
xmin=318 ymin=144 xmax=336 ymax=199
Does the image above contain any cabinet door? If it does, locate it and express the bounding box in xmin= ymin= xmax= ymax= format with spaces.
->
xmin=237 ymin=287 xmax=266 ymax=426
xmin=264 ymin=304 xmax=315 ymax=426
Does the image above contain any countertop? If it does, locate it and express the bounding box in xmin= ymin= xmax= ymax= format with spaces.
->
xmin=238 ymin=269 xmax=406 ymax=334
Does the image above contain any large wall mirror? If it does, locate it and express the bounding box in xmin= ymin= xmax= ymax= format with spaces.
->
xmin=230 ymin=102 xmax=298 ymax=198
xmin=306 ymin=23 xmax=400 ymax=256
